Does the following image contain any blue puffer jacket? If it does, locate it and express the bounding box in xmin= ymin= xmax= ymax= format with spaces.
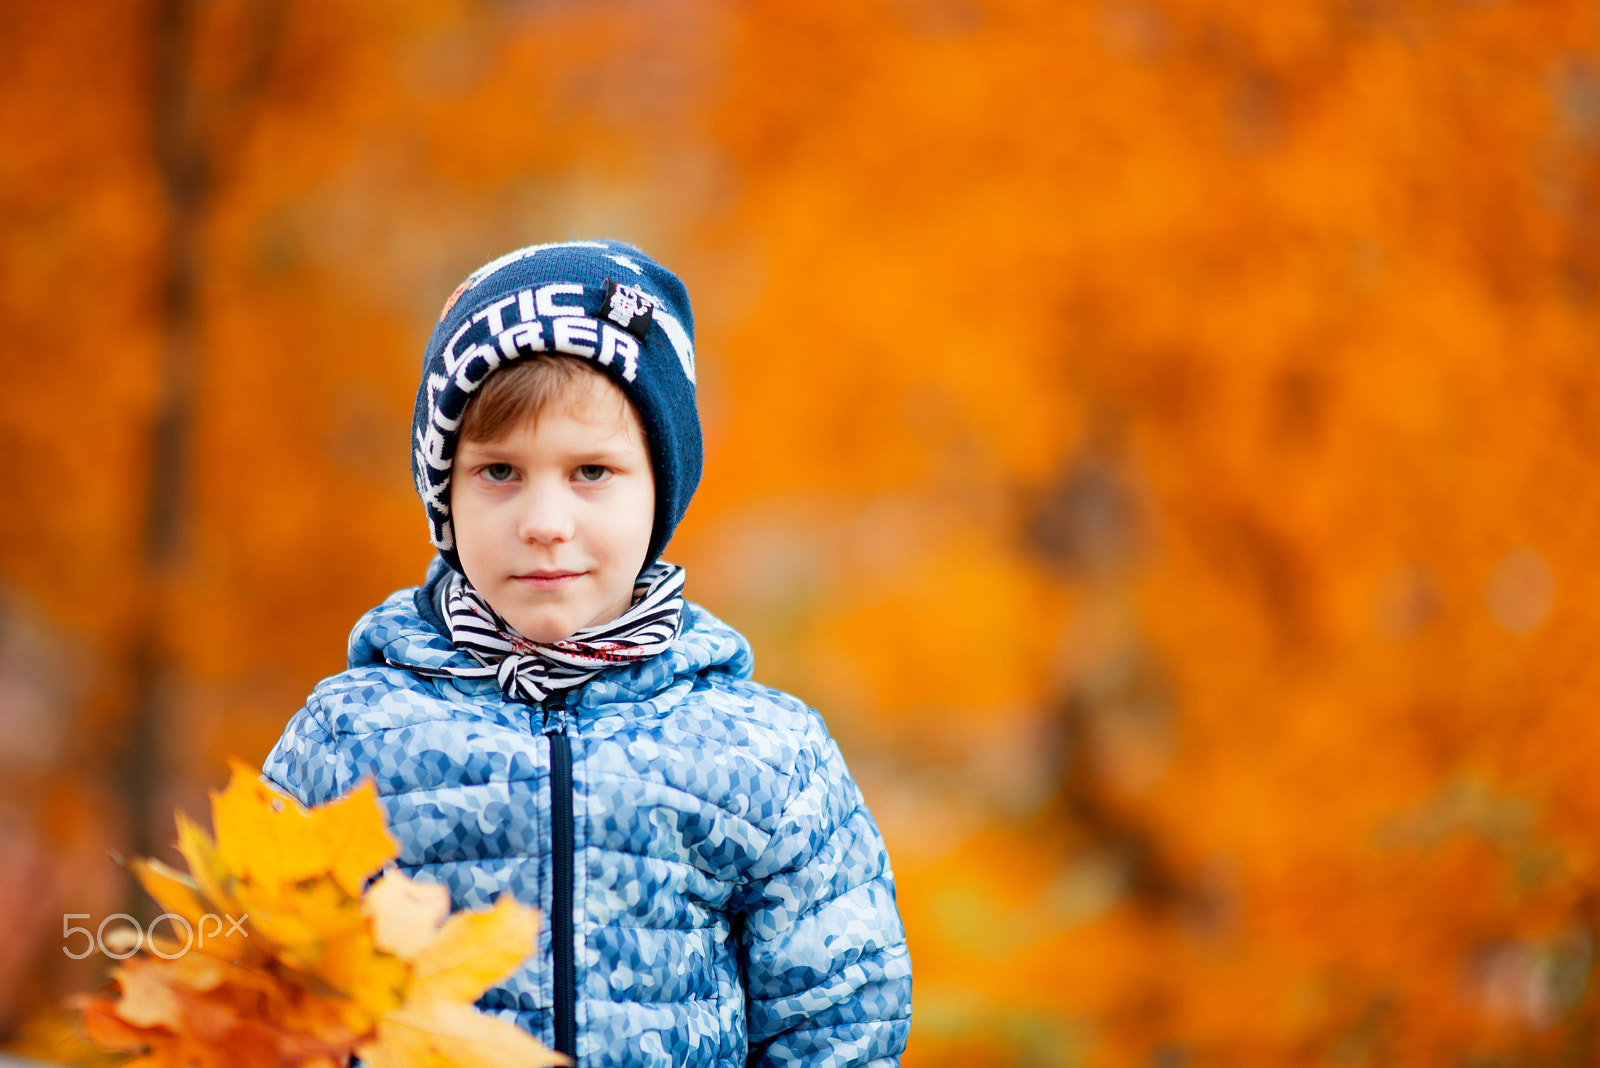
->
xmin=263 ymin=565 xmax=912 ymax=1067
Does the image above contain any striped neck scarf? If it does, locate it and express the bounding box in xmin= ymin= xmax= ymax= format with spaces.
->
xmin=437 ymin=562 xmax=686 ymax=704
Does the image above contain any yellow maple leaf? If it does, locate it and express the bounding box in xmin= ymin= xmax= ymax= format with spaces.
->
xmin=211 ymin=759 xmax=397 ymax=897
xmin=356 ymin=887 xmax=565 ymax=1068
xmin=408 ymin=894 xmax=541 ymax=1003
xmin=173 ymin=809 xmax=238 ymax=919
xmin=233 ymin=875 xmax=365 ymax=964
xmin=128 ymin=857 xmax=208 ymax=926
xmin=315 ymin=917 xmax=412 ymax=1023
xmin=365 ymin=871 xmax=453 ymax=960
xmin=129 ymin=856 xmax=258 ymax=964
xmin=360 ymin=1000 xmax=567 ymax=1068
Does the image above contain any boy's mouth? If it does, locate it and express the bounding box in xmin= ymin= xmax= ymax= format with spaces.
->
xmin=515 ymin=570 xmax=585 ymax=590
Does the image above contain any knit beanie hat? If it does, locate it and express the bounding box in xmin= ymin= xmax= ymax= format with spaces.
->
xmin=411 ymin=240 xmax=700 ymax=573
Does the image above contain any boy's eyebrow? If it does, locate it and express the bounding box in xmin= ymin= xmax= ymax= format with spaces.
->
xmin=562 ymin=448 xmax=636 ymax=465
xmin=455 ymin=441 xmax=512 ymax=462
xmin=456 ymin=440 xmax=641 ymax=464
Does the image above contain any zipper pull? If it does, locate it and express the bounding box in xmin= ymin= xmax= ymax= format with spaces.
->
xmin=541 ymin=691 xmax=568 ymax=733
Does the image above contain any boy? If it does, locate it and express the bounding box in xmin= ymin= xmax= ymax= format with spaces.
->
xmin=264 ymin=241 xmax=912 ymax=1067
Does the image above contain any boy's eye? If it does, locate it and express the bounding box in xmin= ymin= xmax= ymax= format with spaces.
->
xmin=482 ymin=463 xmax=516 ymax=482
xmin=575 ymin=464 xmax=609 ymax=483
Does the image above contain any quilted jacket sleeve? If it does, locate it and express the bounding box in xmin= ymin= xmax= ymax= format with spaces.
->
xmin=262 ymin=696 xmax=364 ymax=809
xmin=736 ymin=718 xmax=913 ymax=1068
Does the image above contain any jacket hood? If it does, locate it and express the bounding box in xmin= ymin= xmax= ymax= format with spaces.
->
xmin=346 ymin=557 xmax=754 ymax=706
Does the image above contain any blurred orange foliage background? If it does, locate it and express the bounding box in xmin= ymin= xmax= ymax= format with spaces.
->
xmin=5 ymin=1 xmax=1600 ymax=1064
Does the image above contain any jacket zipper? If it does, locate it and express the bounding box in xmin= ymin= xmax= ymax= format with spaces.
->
xmin=543 ymin=694 xmax=577 ymax=1061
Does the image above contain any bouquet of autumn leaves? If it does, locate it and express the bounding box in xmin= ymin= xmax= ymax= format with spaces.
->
xmin=78 ymin=760 xmax=567 ymax=1068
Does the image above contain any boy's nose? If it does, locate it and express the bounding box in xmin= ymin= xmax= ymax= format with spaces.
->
xmin=516 ymin=485 xmax=575 ymax=543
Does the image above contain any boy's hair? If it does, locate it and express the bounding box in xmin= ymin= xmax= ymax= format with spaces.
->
xmin=458 ymin=356 xmax=629 ymax=444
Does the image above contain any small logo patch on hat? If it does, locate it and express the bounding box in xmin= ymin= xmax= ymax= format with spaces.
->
xmin=600 ymin=278 xmax=656 ymax=339
xmin=438 ymin=278 xmax=473 ymax=322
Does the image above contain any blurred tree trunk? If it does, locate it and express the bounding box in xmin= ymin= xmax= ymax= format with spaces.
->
xmin=124 ymin=0 xmax=286 ymax=867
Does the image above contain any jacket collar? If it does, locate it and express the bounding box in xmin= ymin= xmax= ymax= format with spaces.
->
xmin=347 ymin=556 xmax=754 ymax=706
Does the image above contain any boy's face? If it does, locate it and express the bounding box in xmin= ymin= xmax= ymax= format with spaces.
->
xmin=450 ymin=373 xmax=656 ymax=644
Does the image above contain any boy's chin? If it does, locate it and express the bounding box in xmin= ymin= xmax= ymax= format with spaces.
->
xmin=507 ymin=607 xmax=613 ymax=644
xmin=494 ymin=591 xmax=633 ymax=644
xmin=508 ymin=617 xmax=581 ymax=644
